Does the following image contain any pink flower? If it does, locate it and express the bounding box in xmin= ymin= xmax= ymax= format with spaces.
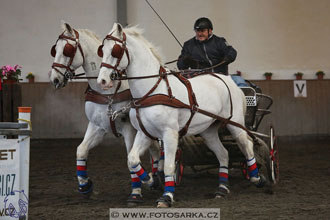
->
xmin=0 ymin=64 xmax=22 ymax=80
xmin=5 ymin=65 xmax=14 ymax=71
xmin=14 ymin=64 xmax=22 ymax=70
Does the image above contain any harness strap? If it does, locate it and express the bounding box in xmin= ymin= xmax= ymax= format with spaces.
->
xmin=132 ymin=94 xmax=256 ymax=140
xmin=209 ymin=73 xmax=233 ymax=119
xmin=196 ymin=108 xmax=256 ymax=140
xmin=132 ymin=94 xmax=196 ymax=139
xmin=135 ymin=67 xmax=170 ymax=105
xmin=133 ymin=67 xmax=175 ymax=140
xmin=172 ymin=72 xmax=199 ymax=136
xmin=85 ymin=87 xmax=132 ymax=105
xmin=109 ymin=82 xmax=123 ymax=138
xmin=84 ymin=86 xmax=132 ymax=137
xmin=132 ymin=94 xmax=192 ymax=140
xmin=135 ymin=106 xmax=157 ymax=140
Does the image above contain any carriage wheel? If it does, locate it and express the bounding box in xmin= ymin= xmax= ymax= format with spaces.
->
xmin=240 ymin=162 xmax=250 ymax=180
xmin=174 ymin=148 xmax=184 ymax=186
xmin=267 ymin=126 xmax=279 ymax=184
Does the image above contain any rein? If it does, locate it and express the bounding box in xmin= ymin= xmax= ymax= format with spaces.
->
xmin=110 ymin=60 xmax=228 ymax=81
xmin=99 ymin=30 xmax=254 ymax=140
xmin=130 ymin=67 xmax=255 ymax=141
xmin=130 ymin=67 xmax=239 ymax=140
xmin=72 ymin=73 xmax=97 ymax=80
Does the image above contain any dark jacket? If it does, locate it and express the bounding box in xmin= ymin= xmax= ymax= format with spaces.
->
xmin=177 ymin=35 xmax=237 ymax=74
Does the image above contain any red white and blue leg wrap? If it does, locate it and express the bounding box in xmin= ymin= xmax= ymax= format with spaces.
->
xmin=77 ymin=159 xmax=93 ymax=194
xmin=132 ymin=163 xmax=150 ymax=182
xmin=219 ymin=166 xmax=229 ymax=185
xmin=130 ymin=172 xmax=142 ymax=188
xmin=77 ymin=159 xmax=87 ymax=178
xmin=151 ymin=159 xmax=159 ymax=174
xmin=247 ymin=157 xmax=259 ymax=178
xmin=164 ymin=175 xmax=175 ymax=193
xmin=158 ymin=149 xmax=164 ymax=171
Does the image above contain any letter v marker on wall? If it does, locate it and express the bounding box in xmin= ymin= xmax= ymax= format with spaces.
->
xmin=294 ymin=80 xmax=307 ymax=98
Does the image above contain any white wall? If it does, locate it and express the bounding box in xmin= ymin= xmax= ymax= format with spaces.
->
xmin=0 ymin=0 xmax=116 ymax=82
xmin=127 ymin=0 xmax=330 ymax=80
xmin=1 ymin=0 xmax=330 ymax=81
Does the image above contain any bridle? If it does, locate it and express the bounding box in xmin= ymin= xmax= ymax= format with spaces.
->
xmin=51 ymin=29 xmax=86 ymax=80
xmin=97 ymin=32 xmax=130 ymax=80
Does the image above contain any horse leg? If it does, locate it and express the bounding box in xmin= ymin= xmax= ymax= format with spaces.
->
xmin=119 ymin=121 xmax=144 ymax=204
xmin=227 ymin=126 xmax=265 ymax=187
xmin=200 ymin=123 xmax=230 ymax=198
xmin=156 ymin=129 xmax=178 ymax=208
xmin=121 ymin=122 xmax=161 ymax=205
xmin=149 ymin=141 xmax=163 ymax=190
xmin=128 ymin=131 xmax=154 ymax=188
xmin=76 ymin=122 xmax=105 ymax=195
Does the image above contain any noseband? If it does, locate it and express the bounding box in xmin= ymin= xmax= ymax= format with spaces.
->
xmin=98 ymin=32 xmax=130 ymax=80
xmin=51 ymin=29 xmax=85 ymax=80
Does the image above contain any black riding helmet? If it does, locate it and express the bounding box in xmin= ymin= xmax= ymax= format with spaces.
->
xmin=194 ymin=17 xmax=213 ymax=30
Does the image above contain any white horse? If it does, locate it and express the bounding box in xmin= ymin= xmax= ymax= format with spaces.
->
xmin=49 ymin=22 xmax=161 ymax=204
xmin=97 ymin=23 xmax=266 ymax=207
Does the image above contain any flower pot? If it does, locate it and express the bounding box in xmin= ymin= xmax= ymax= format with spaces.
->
xmin=28 ymin=78 xmax=35 ymax=83
xmin=265 ymin=75 xmax=272 ymax=80
xmin=3 ymin=79 xmax=17 ymax=84
xmin=317 ymin=74 xmax=324 ymax=80
xmin=295 ymin=75 xmax=302 ymax=80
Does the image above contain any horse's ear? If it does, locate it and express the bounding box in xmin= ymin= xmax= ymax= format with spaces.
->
xmin=117 ymin=23 xmax=123 ymax=34
xmin=112 ymin=23 xmax=123 ymax=37
xmin=61 ymin=21 xmax=74 ymax=36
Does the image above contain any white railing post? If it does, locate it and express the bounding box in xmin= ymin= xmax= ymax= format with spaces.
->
xmin=18 ymin=107 xmax=31 ymax=220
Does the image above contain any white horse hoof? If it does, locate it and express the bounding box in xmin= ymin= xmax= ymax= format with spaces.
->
xmin=215 ymin=184 xmax=230 ymax=198
xmin=156 ymin=195 xmax=172 ymax=208
xmin=157 ymin=202 xmax=169 ymax=208
xmin=215 ymin=194 xmax=225 ymax=199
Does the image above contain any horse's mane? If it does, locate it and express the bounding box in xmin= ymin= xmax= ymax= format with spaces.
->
xmin=77 ymin=29 xmax=101 ymax=43
xmin=123 ymin=26 xmax=164 ymax=65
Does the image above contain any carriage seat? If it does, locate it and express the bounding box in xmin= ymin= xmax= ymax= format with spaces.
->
xmin=241 ymin=87 xmax=273 ymax=131
xmin=241 ymin=87 xmax=258 ymax=129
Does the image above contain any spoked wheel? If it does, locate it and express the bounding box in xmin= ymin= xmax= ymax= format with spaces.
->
xmin=240 ymin=162 xmax=250 ymax=180
xmin=174 ymin=148 xmax=184 ymax=186
xmin=267 ymin=126 xmax=279 ymax=184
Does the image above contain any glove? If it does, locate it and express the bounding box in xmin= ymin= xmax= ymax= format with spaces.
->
xmin=222 ymin=56 xmax=232 ymax=64
xmin=183 ymin=56 xmax=197 ymax=68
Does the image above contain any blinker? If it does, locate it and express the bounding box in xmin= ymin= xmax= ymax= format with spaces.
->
xmin=111 ymin=44 xmax=124 ymax=59
xmin=97 ymin=45 xmax=104 ymax=57
xmin=50 ymin=43 xmax=75 ymax=58
xmin=97 ymin=44 xmax=124 ymax=59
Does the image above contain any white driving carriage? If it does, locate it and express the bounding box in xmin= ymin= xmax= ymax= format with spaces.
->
xmin=175 ymin=85 xmax=279 ymax=187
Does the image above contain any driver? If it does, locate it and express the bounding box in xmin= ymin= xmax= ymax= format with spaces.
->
xmin=177 ymin=17 xmax=237 ymax=75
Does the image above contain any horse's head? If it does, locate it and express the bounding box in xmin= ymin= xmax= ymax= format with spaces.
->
xmin=50 ymin=22 xmax=85 ymax=89
xmin=97 ymin=23 xmax=130 ymax=90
